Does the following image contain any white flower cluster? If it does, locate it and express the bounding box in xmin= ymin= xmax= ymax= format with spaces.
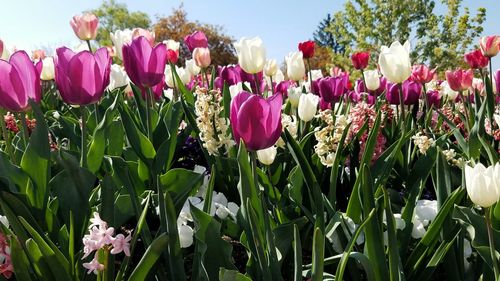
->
xmin=442 ymin=148 xmax=464 ymax=167
xmin=314 ymin=110 xmax=350 ymax=167
xmin=412 ymin=132 xmax=435 ymax=155
xmin=277 ymin=113 xmax=298 ymax=148
xmin=177 ymin=191 xmax=239 ymax=248
xmin=194 ymin=87 xmax=234 ymax=156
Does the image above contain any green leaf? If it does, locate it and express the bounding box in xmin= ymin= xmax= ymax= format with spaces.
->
xmin=20 ymin=100 xmax=50 ymax=209
xmin=219 ymin=268 xmax=252 ymax=281
xmin=159 ymin=168 xmax=204 ymax=213
xmin=311 ymin=227 xmax=325 ymax=281
xmin=190 ymin=206 xmax=237 ymax=280
xmin=293 ymin=224 xmax=302 ymax=281
xmin=9 ymin=236 xmax=34 ymax=281
xmin=153 ymin=101 xmax=183 ymax=173
xmin=119 ymin=103 xmax=156 ymax=161
xmin=127 ymin=233 xmax=169 ymax=281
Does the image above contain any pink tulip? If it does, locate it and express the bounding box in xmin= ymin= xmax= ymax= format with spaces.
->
xmin=54 ymin=47 xmax=111 ymax=105
xmin=70 ymin=13 xmax=99 ymax=41
xmin=0 ymin=51 xmax=42 ymax=111
xmin=445 ymin=69 xmax=473 ymax=92
xmin=122 ymin=36 xmax=167 ymax=89
xmin=230 ymin=91 xmax=282 ymax=151
xmin=32 ymin=49 xmax=46 ymax=60
xmin=184 ymin=31 xmax=208 ymax=52
xmin=193 ymin=47 xmax=211 ymax=68
xmin=479 ymin=36 xmax=500 ymax=57
xmin=132 ymin=28 xmax=155 ymax=46
xmin=464 ymin=49 xmax=488 ymax=69
xmin=410 ymin=64 xmax=435 ymax=84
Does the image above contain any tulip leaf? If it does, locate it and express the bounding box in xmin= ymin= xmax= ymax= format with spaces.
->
xmin=190 ymin=205 xmax=237 ymax=281
xmin=159 ymin=168 xmax=204 ymax=213
xmin=127 ymin=233 xmax=169 ymax=281
xmin=20 ymin=100 xmax=50 ymax=210
xmin=119 ymin=103 xmax=156 ymax=161
xmin=153 ymin=101 xmax=183 ymax=174
xmin=219 ymin=268 xmax=252 ymax=281
xmin=172 ymin=66 xmax=195 ymax=104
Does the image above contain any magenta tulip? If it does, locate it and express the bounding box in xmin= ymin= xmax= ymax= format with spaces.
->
xmin=122 ymin=36 xmax=167 ymax=89
xmin=230 ymin=91 xmax=282 ymax=151
xmin=464 ymin=49 xmax=488 ymax=69
xmin=495 ymin=70 xmax=500 ymax=94
xmin=184 ymin=31 xmax=208 ymax=52
xmin=0 ymin=51 xmax=42 ymax=111
xmin=445 ymin=69 xmax=473 ymax=92
xmin=54 ymin=47 xmax=111 ymax=105
xmin=318 ymin=75 xmax=349 ymax=103
xmin=386 ymin=80 xmax=421 ymax=105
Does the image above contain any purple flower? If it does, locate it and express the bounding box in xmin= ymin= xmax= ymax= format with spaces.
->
xmin=55 ymin=47 xmax=111 ymax=105
xmin=230 ymin=91 xmax=282 ymax=151
xmin=386 ymin=80 xmax=422 ymax=105
xmin=426 ymin=89 xmax=441 ymax=108
xmin=122 ymin=36 xmax=167 ymax=89
xmin=318 ymin=75 xmax=348 ymax=103
xmin=0 ymin=51 xmax=42 ymax=111
xmin=184 ymin=31 xmax=208 ymax=52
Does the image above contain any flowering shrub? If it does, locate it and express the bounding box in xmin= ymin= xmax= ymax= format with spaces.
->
xmin=0 ymin=11 xmax=498 ymax=281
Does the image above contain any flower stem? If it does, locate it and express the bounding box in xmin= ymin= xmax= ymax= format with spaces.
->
xmin=485 ymin=207 xmax=499 ymax=279
xmin=170 ymin=63 xmax=178 ymax=102
xmin=80 ymin=106 xmax=87 ymax=168
xmin=0 ymin=110 xmax=13 ymax=160
xmin=145 ymin=88 xmax=152 ymax=140
xmin=19 ymin=112 xmax=29 ymax=148
xmin=398 ymin=83 xmax=406 ymax=128
xmin=86 ymin=40 xmax=93 ymax=53
xmin=253 ymin=73 xmax=261 ymax=96
xmin=307 ymin=58 xmax=313 ymax=88
xmin=269 ymin=76 xmax=274 ymax=97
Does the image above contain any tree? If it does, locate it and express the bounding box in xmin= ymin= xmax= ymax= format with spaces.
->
xmin=313 ymin=14 xmax=345 ymax=54
xmin=154 ymin=6 xmax=237 ymax=66
xmin=91 ymin=0 xmax=151 ymax=47
xmin=328 ymin=0 xmax=486 ymax=71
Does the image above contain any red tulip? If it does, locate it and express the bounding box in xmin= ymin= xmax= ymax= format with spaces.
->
xmin=298 ymin=40 xmax=315 ymax=59
xmin=122 ymin=36 xmax=167 ymax=88
xmin=479 ymin=36 xmax=500 ymax=57
xmin=184 ymin=31 xmax=208 ymax=52
xmin=0 ymin=51 xmax=42 ymax=111
xmin=464 ymin=49 xmax=488 ymax=69
xmin=410 ymin=64 xmax=435 ymax=84
xmin=54 ymin=47 xmax=111 ymax=105
xmin=70 ymin=13 xmax=98 ymax=41
xmin=445 ymin=69 xmax=473 ymax=92
xmin=351 ymin=51 xmax=370 ymax=70
xmin=166 ymin=49 xmax=178 ymax=64
xmin=230 ymin=91 xmax=282 ymax=151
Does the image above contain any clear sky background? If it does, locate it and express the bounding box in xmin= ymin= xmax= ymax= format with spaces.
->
xmin=0 ymin=0 xmax=499 ymax=69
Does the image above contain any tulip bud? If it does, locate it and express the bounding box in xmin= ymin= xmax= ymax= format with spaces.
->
xmin=32 ymin=49 xmax=46 ymax=60
xmin=285 ymin=51 xmax=305 ymax=81
xmin=193 ymin=47 xmax=211 ymax=68
xmin=110 ymin=29 xmax=133 ymax=60
xmin=298 ymin=93 xmax=319 ymax=122
xmin=40 ymin=57 xmax=55 ymax=81
xmin=166 ymin=49 xmax=178 ymax=64
xmin=479 ymin=36 xmax=500 ymax=58
xmin=70 ymin=13 xmax=99 ymax=41
xmin=445 ymin=69 xmax=473 ymax=92
xmin=264 ymin=59 xmax=278 ymax=77
xmin=465 ymin=163 xmax=500 ymax=207
xmin=298 ymin=40 xmax=315 ymax=59
xmin=287 ymin=87 xmax=301 ymax=108
xmin=132 ymin=28 xmax=155 ymax=46
xmin=464 ymin=49 xmax=488 ymax=69
xmin=185 ymin=58 xmax=201 ymax=77
xmin=364 ymin=70 xmax=380 ymax=91
xmin=257 ymin=146 xmax=277 ymax=165
xmin=378 ymin=41 xmax=411 ymax=84
xmin=184 ymin=31 xmax=208 ymax=52
xmin=234 ymin=37 xmax=266 ymax=74
xmin=351 ymin=51 xmax=370 ymax=70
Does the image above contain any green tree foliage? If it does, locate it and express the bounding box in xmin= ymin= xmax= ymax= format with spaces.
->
xmin=328 ymin=0 xmax=486 ymax=71
xmin=313 ymin=14 xmax=345 ymax=54
xmin=91 ymin=0 xmax=151 ymax=47
xmin=154 ymin=7 xmax=237 ymax=66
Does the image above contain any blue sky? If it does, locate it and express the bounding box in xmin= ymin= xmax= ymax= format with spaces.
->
xmin=1 ymin=0 xmax=499 ymax=69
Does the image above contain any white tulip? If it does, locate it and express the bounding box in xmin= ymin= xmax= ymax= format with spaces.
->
xmin=440 ymin=81 xmax=458 ymax=101
xmin=229 ymin=82 xmax=250 ymax=99
xmin=185 ymin=58 xmax=201 ymax=77
xmin=165 ymin=65 xmax=191 ymax=88
xmin=110 ymin=29 xmax=133 ymax=60
xmin=178 ymin=224 xmax=194 ymax=248
xmin=287 ymin=87 xmax=302 ymax=108
xmin=257 ymin=146 xmax=277 ymax=165
xmin=264 ymin=59 xmax=278 ymax=77
xmin=298 ymin=93 xmax=319 ymax=122
xmin=311 ymin=69 xmax=323 ymax=81
xmin=378 ymin=41 xmax=411 ymax=83
xmin=285 ymin=51 xmax=306 ymax=81
xmin=414 ymin=200 xmax=438 ymax=223
xmin=40 ymin=57 xmax=55 ymax=81
xmin=108 ymin=64 xmax=130 ymax=91
xmin=163 ymin=39 xmax=180 ymax=52
xmin=234 ymin=37 xmax=266 ymax=74
xmin=465 ymin=163 xmax=500 ymax=207
xmin=363 ymin=70 xmax=380 ymax=91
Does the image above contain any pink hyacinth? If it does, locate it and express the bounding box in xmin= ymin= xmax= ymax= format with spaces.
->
xmin=0 ymin=51 xmax=42 ymax=112
xmin=83 ymin=254 xmax=104 ymax=275
xmin=0 ymin=233 xmax=13 ymax=279
xmin=110 ymin=234 xmax=131 ymax=256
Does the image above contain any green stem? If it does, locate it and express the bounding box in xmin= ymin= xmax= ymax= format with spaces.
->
xmin=253 ymin=73 xmax=261 ymax=96
xmin=269 ymin=76 xmax=274 ymax=97
xmin=398 ymin=83 xmax=406 ymax=128
xmin=80 ymin=106 xmax=87 ymax=168
xmin=307 ymin=58 xmax=313 ymax=88
xmin=145 ymin=87 xmax=152 ymax=140
xmin=85 ymin=40 xmax=93 ymax=53
xmin=0 ymin=110 xmax=13 ymax=160
xmin=19 ymin=112 xmax=29 ymax=148
xmin=170 ymin=63 xmax=178 ymax=102
xmin=485 ymin=207 xmax=500 ymax=279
